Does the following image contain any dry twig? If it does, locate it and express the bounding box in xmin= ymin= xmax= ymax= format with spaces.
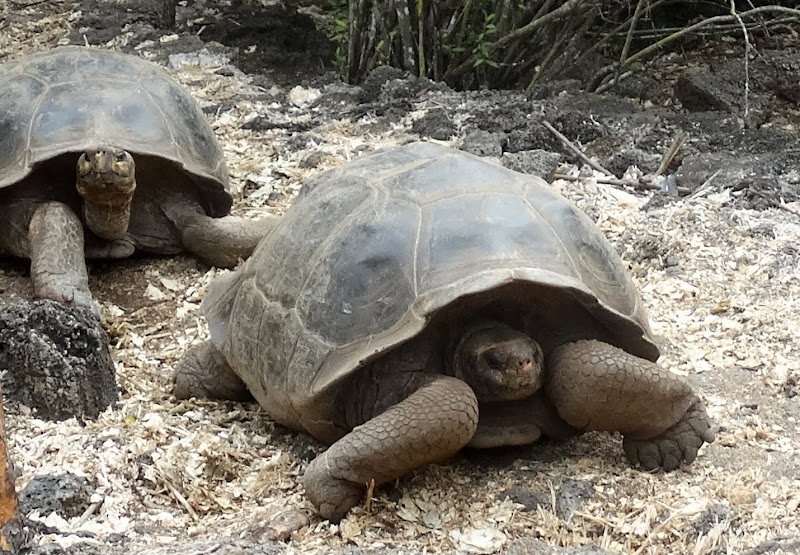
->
xmin=656 ymin=132 xmax=687 ymax=176
xmin=542 ymin=120 xmax=614 ymax=176
xmin=553 ymin=173 xmax=691 ymax=196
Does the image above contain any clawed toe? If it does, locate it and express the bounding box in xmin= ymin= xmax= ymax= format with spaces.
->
xmin=302 ymin=454 xmax=365 ymax=522
xmin=38 ymin=284 xmax=99 ymax=317
xmin=623 ymin=398 xmax=716 ymax=472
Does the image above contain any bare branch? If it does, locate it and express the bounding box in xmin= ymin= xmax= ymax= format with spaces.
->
xmin=543 ymin=120 xmax=614 ymax=177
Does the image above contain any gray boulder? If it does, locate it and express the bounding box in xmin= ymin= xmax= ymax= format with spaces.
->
xmin=0 ymin=300 xmax=118 ymax=420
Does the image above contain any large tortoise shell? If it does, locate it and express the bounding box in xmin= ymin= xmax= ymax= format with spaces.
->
xmin=0 ymin=46 xmax=230 ymax=215
xmin=205 ymin=142 xmax=658 ymax=435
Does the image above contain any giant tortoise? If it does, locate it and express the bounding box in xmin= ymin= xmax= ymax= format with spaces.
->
xmin=0 ymin=47 xmax=276 ymax=311
xmin=174 ymin=142 xmax=715 ymax=521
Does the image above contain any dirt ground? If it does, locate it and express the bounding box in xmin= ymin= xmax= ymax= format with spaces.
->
xmin=1 ymin=1 xmax=799 ymax=554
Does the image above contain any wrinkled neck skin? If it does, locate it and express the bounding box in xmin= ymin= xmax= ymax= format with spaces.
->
xmin=82 ymin=198 xmax=133 ymax=240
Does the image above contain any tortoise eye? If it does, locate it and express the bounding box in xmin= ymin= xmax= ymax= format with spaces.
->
xmin=483 ymin=349 xmax=502 ymax=369
xmin=115 ymin=152 xmax=127 ymax=162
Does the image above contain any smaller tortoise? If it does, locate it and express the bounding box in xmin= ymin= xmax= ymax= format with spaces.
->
xmin=174 ymin=142 xmax=716 ymax=522
xmin=0 ymin=47 xmax=276 ymax=312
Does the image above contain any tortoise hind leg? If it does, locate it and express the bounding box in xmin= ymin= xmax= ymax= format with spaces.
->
xmin=28 ymin=202 xmax=97 ymax=315
xmin=545 ymin=340 xmax=716 ymax=471
xmin=181 ymin=214 xmax=279 ymax=268
xmin=173 ymin=341 xmax=252 ymax=401
xmin=161 ymin=197 xmax=278 ymax=268
xmin=303 ymin=375 xmax=478 ymax=522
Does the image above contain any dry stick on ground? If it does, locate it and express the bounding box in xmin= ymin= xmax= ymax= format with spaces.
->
xmin=544 ymin=122 xmax=692 ymax=196
xmin=542 ymin=120 xmax=614 ymax=176
xmin=553 ymin=173 xmax=692 ymax=196
xmin=656 ymin=132 xmax=687 ymax=176
xmin=749 ymin=190 xmax=800 ymax=218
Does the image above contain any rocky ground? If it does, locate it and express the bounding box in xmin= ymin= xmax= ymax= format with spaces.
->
xmin=0 ymin=1 xmax=799 ymax=554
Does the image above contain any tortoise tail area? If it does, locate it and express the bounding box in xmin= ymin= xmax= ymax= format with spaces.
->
xmin=203 ymin=267 xmax=249 ymax=347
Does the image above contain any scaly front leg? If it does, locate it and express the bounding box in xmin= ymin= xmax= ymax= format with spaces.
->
xmin=29 ymin=202 xmax=98 ymax=315
xmin=545 ymin=340 xmax=716 ymax=471
xmin=302 ymin=376 xmax=478 ymax=522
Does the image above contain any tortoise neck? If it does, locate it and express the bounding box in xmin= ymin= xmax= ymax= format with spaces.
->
xmin=82 ymin=198 xmax=133 ymax=240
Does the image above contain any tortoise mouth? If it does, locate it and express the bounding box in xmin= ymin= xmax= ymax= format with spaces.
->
xmin=76 ymin=148 xmax=136 ymax=192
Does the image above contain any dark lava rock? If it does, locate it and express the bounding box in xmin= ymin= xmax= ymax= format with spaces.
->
xmin=529 ymin=78 xmax=583 ymax=100
xmin=461 ymin=129 xmax=505 ymax=158
xmin=412 ymin=109 xmax=457 ymax=141
xmin=501 ymin=150 xmax=562 ymax=179
xmin=757 ymin=49 xmax=800 ymax=103
xmin=727 ymin=176 xmax=798 ymax=211
xmin=611 ymin=73 xmax=660 ymax=102
xmin=19 ymin=473 xmax=95 ymax=519
xmin=673 ymin=61 xmax=765 ymax=116
xmin=0 ymin=300 xmax=118 ymax=421
xmin=675 ymin=68 xmax=740 ymax=112
xmin=504 ymin=485 xmax=551 ymax=512
xmin=555 ymin=479 xmax=595 ymax=521
xmin=312 ymin=82 xmax=363 ymax=111
xmin=675 ymin=152 xmax=754 ymax=190
xmin=691 ymin=503 xmax=740 ymax=536
xmin=288 ymin=433 xmax=324 ymax=464
xmin=69 ymin=0 xmax=174 ymax=45
xmin=356 ymin=72 xmax=451 ymax=121
xmin=285 ymin=132 xmax=325 ymax=152
xmin=358 ymin=65 xmax=406 ymax=104
xmin=585 ymin=133 xmax=661 ymax=176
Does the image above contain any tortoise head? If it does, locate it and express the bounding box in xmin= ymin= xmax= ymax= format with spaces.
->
xmin=451 ymin=322 xmax=544 ymax=403
xmin=76 ymin=147 xmax=136 ymax=240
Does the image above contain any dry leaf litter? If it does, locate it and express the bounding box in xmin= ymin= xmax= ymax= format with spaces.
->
xmin=0 ymin=2 xmax=798 ymax=554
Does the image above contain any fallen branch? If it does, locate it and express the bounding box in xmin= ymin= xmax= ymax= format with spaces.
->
xmin=553 ymin=173 xmax=692 ymax=196
xmin=656 ymin=132 xmax=687 ymax=176
xmin=542 ymin=120 xmax=614 ymax=177
xmin=749 ymin=190 xmax=800 ymax=218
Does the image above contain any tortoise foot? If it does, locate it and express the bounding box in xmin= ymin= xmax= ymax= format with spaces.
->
xmin=173 ymin=341 xmax=252 ymax=401
xmin=37 ymin=281 xmax=98 ymax=316
xmin=302 ymin=453 xmax=365 ymax=523
xmin=623 ymin=398 xmax=716 ymax=471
